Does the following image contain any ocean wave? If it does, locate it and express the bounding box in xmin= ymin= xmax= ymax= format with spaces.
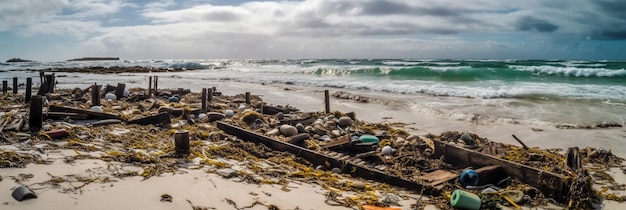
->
xmin=510 ymin=65 xmax=626 ymax=77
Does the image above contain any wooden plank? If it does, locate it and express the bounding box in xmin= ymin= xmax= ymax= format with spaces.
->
xmin=433 ymin=140 xmax=568 ymax=203
xmin=217 ymin=121 xmax=440 ymax=195
xmin=44 ymin=112 xmax=89 ymax=120
xmin=48 ymin=105 xmax=120 ymax=120
xmin=417 ymin=170 xmax=458 ymax=186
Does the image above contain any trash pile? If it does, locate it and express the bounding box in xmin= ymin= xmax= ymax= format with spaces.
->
xmin=1 ymin=84 xmax=625 ymax=209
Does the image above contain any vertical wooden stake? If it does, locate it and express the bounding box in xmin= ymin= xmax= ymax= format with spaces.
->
xmin=39 ymin=71 xmax=45 ymax=84
xmin=208 ymin=88 xmax=213 ymax=102
xmin=25 ymin=78 xmax=32 ymax=103
xmin=175 ymin=130 xmax=190 ymax=156
xmin=49 ymin=74 xmax=55 ymax=93
xmin=201 ymin=88 xmax=207 ymax=112
xmin=114 ymin=83 xmax=126 ymax=99
xmin=245 ymin=92 xmax=250 ymax=104
xmin=2 ymin=80 xmax=6 ymax=94
xmin=29 ymin=95 xmax=43 ymax=133
xmin=148 ymin=76 xmax=153 ymax=97
xmin=212 ymin=87 xmax=216 ymax=91
xmin=92 ymin=84 xmax=101 ymax=106
xmin=154 ymin=76 xmax=159 ymax=96
xmin=324 ymin=90 xmax=330 ymax=114
xmin=12 ymin=77 xmax=18 ymax=94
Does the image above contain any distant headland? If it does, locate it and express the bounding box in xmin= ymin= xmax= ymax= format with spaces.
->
xmin=5 ymin=58 xmax=34 ymax=62
xmin=66 ymin=57 xmax=120 ymax=61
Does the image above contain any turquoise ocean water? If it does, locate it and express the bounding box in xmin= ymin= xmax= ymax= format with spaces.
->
xmin=1 ymin=59 xmax=625 ymax=126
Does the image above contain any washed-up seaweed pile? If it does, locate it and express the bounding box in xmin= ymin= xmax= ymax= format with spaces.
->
xmin=1 ymin=87 xmax=625 ymax=209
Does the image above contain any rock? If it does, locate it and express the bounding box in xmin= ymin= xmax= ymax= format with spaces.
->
xmin=279 ymin=124 xmax=298 ymax=137
xmin=316 ymin=165 xmax=325 ymax=170
xmin=90 ymin=106 xmax=103 ymax=113
xmin=198 ymin=113 xmax=207 ymax=121
xmin=217 ymin=168 xmax=237 ymax=178
xmin=295 ymin=123 xmax=305 ymax=133
xmin=207 ymin=112 xmax=225 ymax=122
xmin=188 ymin=114 xmax=196 ymax=119
xmin=123 ymin=89 xmax=130 ymax=97
xmin=324 ymin=121 xmax=336 ymax=127
xmin=276 ymin=112 xmax=284 ymax=120
xmin=337 ymin=116 xmax=353 ymax=127
xmin=353 ymin=181 xmax=366 ymax=190
xmin=528 ymin=153 xmax=545 ymax=161
xmin=331 ymin=130 xmax=341 ymax=137
xmin=225 ymin=109 xmax=234 ymax=118
xmin=381 ymin=145 xmax=393 ymax=155
xmin=331 ymin=167 xmax=342 ymax=174
xmin=104 ymin=93 xmax=117 ymax=100
xmin=320 ymin=135 xmax=331 ymax=142
xmin=351 ymin=135 xmax=360 ymax=142
xmin=168 ymin=96 xmax=179 ymax=102
xmin=395 ymin=137 xmax=406 ymax=145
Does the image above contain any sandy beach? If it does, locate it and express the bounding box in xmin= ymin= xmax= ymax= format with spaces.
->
xmin=1 ymin=78 xmax=625 ymax=210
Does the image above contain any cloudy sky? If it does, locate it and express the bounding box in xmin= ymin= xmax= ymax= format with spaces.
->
xmin=1 ymin=0 xmax=626 ymax=61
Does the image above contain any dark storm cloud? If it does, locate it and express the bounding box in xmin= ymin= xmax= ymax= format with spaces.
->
xmin=593 ymin=30 xmax=626 ymax=40
xmin=517 ymin=16 xmax=558 ymax=33
xmin=587 ymin=1 xmax=626 ymax=40
xmin=594 ymin=0 xmax=626 ymax=20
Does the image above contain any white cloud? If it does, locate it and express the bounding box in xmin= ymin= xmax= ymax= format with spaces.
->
xmin=0 ymin=0 xmax=69 ymax=30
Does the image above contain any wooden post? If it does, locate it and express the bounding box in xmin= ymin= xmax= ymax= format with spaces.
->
xmin=2 ymin=80 xmax=6 ymax=94
xmin=39 ymin=71 xmax=45 ymax=84
xmin=12 ymin=77 xmax=18 ymax=94
xmin=49 ymin=74 xmax=55 ymax=93
xmin=114 ymin=83 xmax=126 ymax=99
xmin=245 ymin=92 xmax=250 ymax=104
xmin=208 ymin=88 xmax=213 ymax=102
xmin=29 ymin=95 xmax=43 ymax=133
xmin=201 ymin=88 xmax=207 ymax=112
xmin=174 ymin=130 xmax=190 ymax=156
xmin=153 ymin=76 xmax=158 ymax=96
xmin=148 ymin=76 xmax=153 ymax=97
xmin=212 ymin=87 xmax=216 ymax=91
xmin=92 ymin=84 xmax=101 ymax=106
xmin=25 ymin=78 xmax=32 ymax=103
xmin=324 ymin=90 xmax=330 ymax=114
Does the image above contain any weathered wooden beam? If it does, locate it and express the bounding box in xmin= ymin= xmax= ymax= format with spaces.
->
xmin=245 ymin=92 xmax=251 ymax=104
xmin=29 ymin=96 xmax=43 ymax=132
xmin=201 ymin=88 xmax=207 ymax=112
xmin=91 ymin=84 xmax=101 ymax=106
xmin=2 ymin=80 xmax=7 ymax=94
xmin=432 ymin=140 xmax=568 ymax=203
xmin=216 ymin=122 xmax=440 ymax=195
xmin=44 ymin=112 xmax=89 ymax=120
xmin=48 ymin=105 xmax=120 ymax=120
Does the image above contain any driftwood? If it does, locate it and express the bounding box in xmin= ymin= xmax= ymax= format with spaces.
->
xmin=216 ymin=122 xmax=441 ymax=195
xmin=89 ymin=119 xmax=123 ymax=127
xmin=432 ymin=140 xmax=569 ymax=203
xmin=127 ymin=112 xmax=170 ymax=125
xmin=44 ymin=112 xmax=88 ymax=120
xmin=48 ymin=105 xmax=120 ymax=120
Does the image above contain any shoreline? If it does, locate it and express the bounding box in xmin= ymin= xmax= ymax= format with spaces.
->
xmin=1 ymin=72 xmax=625 ymax=209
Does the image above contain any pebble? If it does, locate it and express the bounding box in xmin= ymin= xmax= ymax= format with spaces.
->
xmin=331 ymin=130 xmax=341 ymax=137
xmin=295 ymin=123 xmax=305 ymax=133
xmin=320 ymin=135 xmax=331 ymax=142
xmin=395 ymin=137 xmax=406 ymax=145
xmin=217 ymin=168 xmax=237 ymax=178
xmin=279 ymin=124 xmax=298 ymax=137
xmin=337 ymin=116 xmax=353 ymax=127
xmin=225 ymin=109 xmax=234 ymax=118
xmin=104 ymin=93 xmax=117 ymax=100
xmin=90 ymin=106 xmax=103 ymax=113
xmin=168 ymin=96 xmax=179 ymax=102
xmin=353 ymin=181 xmax=366 ymax=190
xmin=207 ymin=112 xmax=225 ymax=121
xmin=460 ymin=133 xmax=473 ymax=143
xmin=331 ymin=167 xmax=342 ymax=174
xmin=123 ymin=89 xmax=129 ymax=97
xmin=381 ymin=145 xmax=393 ymax=155
xmin=276 ymin=112 xmax=284 ymax=120
xmin=198 ymin=113 xmax=207 ymax=120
